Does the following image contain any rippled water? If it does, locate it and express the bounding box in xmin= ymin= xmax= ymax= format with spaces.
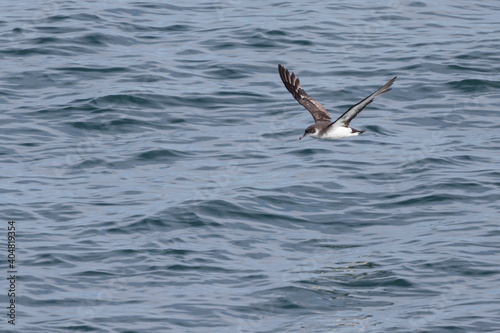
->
xmin=1 ymin=1 xmax=500 ymax=332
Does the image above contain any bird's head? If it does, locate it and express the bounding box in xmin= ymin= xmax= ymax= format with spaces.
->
xmin=299 ymin=125 xmax=318 ymax=140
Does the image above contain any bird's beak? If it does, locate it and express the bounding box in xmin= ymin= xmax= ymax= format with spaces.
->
xmin=299 ymin=134 xmax=305 ymax=140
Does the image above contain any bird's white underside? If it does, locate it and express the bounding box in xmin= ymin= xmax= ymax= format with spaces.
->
xmin=310 ymin=126 xmax=359 ymax=140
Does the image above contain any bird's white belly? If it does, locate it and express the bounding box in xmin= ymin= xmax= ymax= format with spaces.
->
xmin=321 ymin=126 xmax=358 ymax=139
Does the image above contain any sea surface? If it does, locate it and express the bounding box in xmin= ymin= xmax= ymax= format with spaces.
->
xmin=1 ymin=1 xmax=499 ymax=332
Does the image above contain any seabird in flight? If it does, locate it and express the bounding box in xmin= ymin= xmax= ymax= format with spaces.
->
xmin=278 ymin=64 xmax=396 ymax=140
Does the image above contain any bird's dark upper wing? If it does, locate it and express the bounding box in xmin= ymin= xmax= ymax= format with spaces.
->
xmin=331 ymin=76 xmax=397 ymax=128
xmin=278 ymin=64 xmax=331 ymax=123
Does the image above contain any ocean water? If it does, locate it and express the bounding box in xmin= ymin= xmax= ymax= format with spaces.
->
xmin=1 ymin=1 xmax=500 ymax=332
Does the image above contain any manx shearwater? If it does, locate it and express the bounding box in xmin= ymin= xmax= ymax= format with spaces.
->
xmin=278 ymin=64 xmax=396 ymax=140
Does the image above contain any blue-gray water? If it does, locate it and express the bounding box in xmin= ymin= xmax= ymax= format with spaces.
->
xmin=1 ymin=1 xmax=500 ymax=332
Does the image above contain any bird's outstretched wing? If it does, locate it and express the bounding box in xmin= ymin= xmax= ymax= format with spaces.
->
xmin=331 ymin=76 xmax=397 ymax=128
xmin=278 ymin=64 xmax=332 ymax=123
